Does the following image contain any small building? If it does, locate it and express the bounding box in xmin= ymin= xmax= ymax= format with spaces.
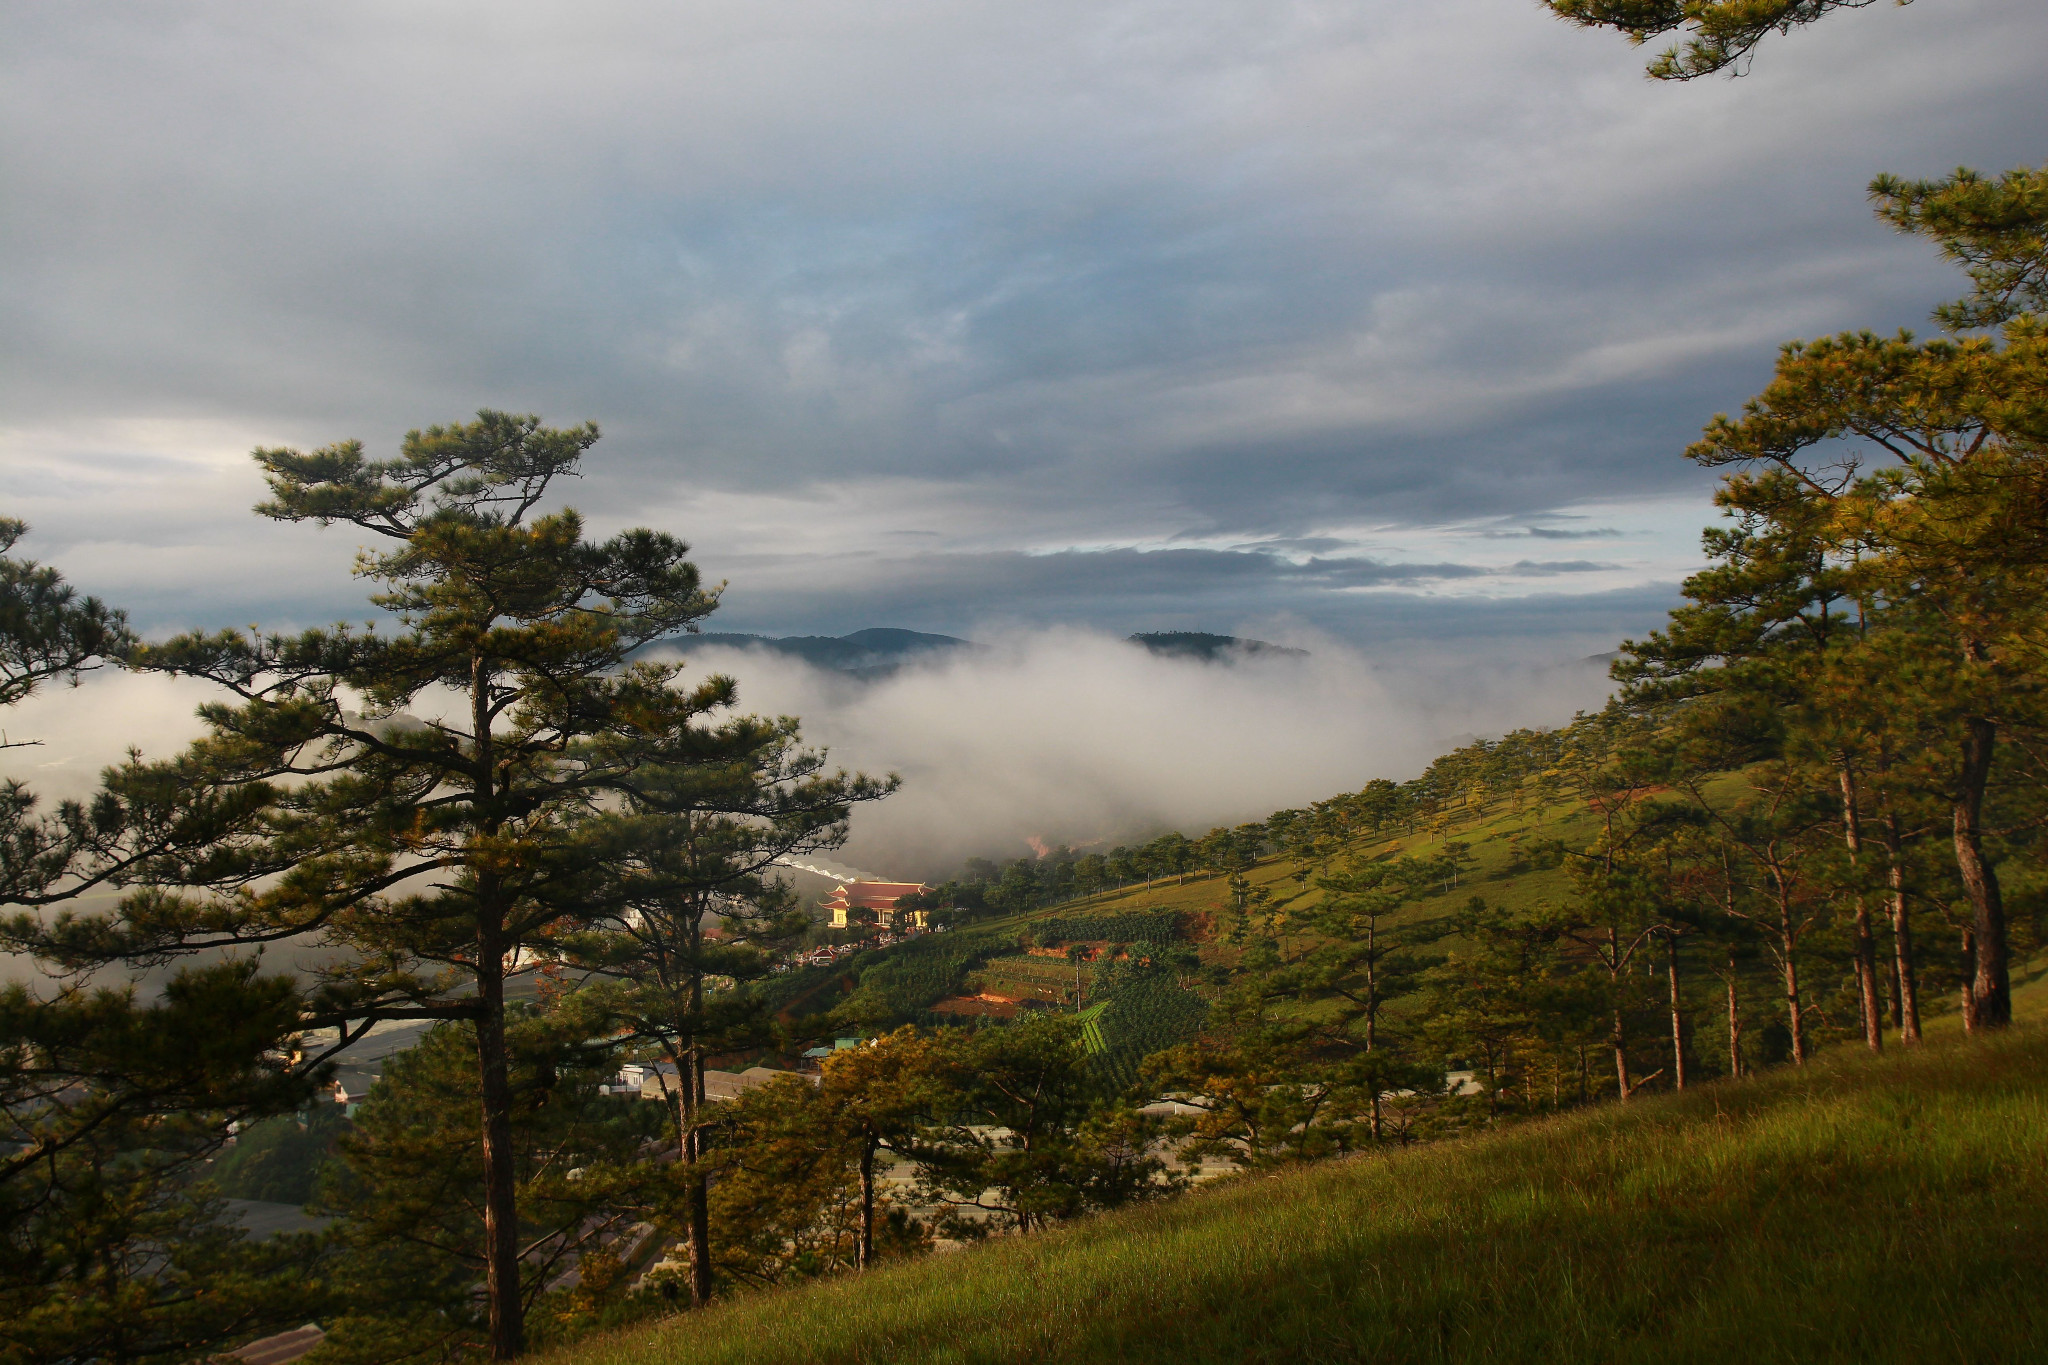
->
xmin=326 ymin=1062 xmax=383 ymax=1116
xmin=799 ymin=1039 xmax=868 ymax=1072
xmin=824 ymin=880 xmax=928 ymax=930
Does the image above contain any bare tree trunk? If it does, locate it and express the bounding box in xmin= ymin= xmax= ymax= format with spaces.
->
xmin=1959 ymin=929 xmax=1980 ymax=1033
xmin=686 ymin=1045 xmax=712 ymax=1305
xmin=471 ymin=659 xmax=525 ymax=1362
xmin=1724 ymin=949 xmax=1743 ymax=1080
xmin=1851 ymin=899 xmax=1882 ymax=1051
xmin=857 ymin=1139 xmax=876 ymax=1269
xmin=1770 ymin=872 xmax=1806 ymax=1066
xmin=1666 ymin=933 xmax=1686 ymax=1091
xmin=1954 ymin=713 xmax=2010 ymax=1029
xmin=476 ymin=936 xmax=524 ymax=1361
xmin=1781 ymin=951 xmax=1805 ymax=1066
xmin=1612 ymin=1006 xmax=1633 ymax=1101
xmin=1837 ymin=763 xmax=1883 ymax=1052
xmin=1883 ymin=812 xmax=1921 ymax=1043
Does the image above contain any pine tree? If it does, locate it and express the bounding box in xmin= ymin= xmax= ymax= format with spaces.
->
xmin=312 ymin=1012 xmax=664 ymax=1360
xmin=0 ymin=522 xmax=326 ymax=1365
xmin=564 ymin=739 xmax=890 ymax=1305
xmin=0 ymin=517 xmax=131 ymax=717
xmin=27 ymin=412 xmax=802 ymax=1357
xmin=1623 ymin=164 xmax=2048 ymax=1032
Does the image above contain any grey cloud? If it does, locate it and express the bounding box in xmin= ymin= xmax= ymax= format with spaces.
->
xmin=1222 ymin=536 xmax=1361 ymax=555
xmin=774 ymin=546 xmax=1493 ymax=606
xmin=2 ymin=0 xmax=2043 ymax=653
xmin=1507 ymin=560 xmax=1617 ymax=574
xmin=701 ymin=544 xmax=1682 ymax=661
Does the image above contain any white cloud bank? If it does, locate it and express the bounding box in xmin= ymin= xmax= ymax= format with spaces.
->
xmin=0 ymin=630 xmax=1612 ymax=883
xmin=655 ymin=628 xmax=1611 ymax=876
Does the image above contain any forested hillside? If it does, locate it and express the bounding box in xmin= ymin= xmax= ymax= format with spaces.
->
xmin=565 ymin=993 xmax=2048 ymax=1365
xmin=802 ymin=693 xmax=1995 ymax=1121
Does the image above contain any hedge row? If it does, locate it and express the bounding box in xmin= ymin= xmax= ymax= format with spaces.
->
xmin=1025 ymin=911 xmax=1184 ymax=948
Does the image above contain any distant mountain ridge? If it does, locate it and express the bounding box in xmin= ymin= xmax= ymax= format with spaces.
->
xmin=1127 ymin=631 xmax=1309 ymax=662
xmin=672 ymin=628 xmax=972 ymax=677
xmin=670 ymin=627 xmax=1308 ymax=675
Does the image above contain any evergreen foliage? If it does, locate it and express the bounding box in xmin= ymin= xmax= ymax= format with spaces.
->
xmin=1088 ymin=970 xmax=1208 ymax=1090
xmin=831 ymin=933 xmax=1011 ymax=1024
xmin=210 ymin=1104 xmax=348 ymax=1205
xmin=1544 ymin=0 xmax=1893 ymax=81
xmin=1025 ymin=911 xmax=1185 ymax=948
xmin=311 ymin=1016 xmax=669 ymax=1360
xmin=0 ymin=521 xmax=324 ymax=1365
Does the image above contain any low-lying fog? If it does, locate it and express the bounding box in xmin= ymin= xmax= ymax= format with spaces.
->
xmin=658 ymin=629 xmax=1610 ymax=877
xmin=0 ymin=627 xmax=1613 ymax=888
xmin=0 ymin=627 xmax=1613 ymax=986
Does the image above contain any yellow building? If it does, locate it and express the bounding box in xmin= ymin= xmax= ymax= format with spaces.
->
xmin=824 ymin=880 xmax=928 ymax=930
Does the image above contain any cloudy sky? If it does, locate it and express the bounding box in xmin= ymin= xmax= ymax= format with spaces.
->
xmin=4 ymin=0 xmax=2045 ymax=660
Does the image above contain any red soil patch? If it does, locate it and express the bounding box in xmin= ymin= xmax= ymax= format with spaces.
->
xmin=930 ymin=993 xmax=1026 ymax=1019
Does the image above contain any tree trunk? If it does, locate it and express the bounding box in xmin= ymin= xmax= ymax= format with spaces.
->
xmin=857 ymin=1138 xmax=876 ymax=1269
xmin=1953 ymin=714 xmax=2010 ymax=1029
xmin=1606 ymin=918 xmax=1633 ymax=1101
xmin=1724 ymin=949 xmax=1743 ymax=1080
xmin=677 ymin=897 xmax=716 ymax=1306
xmin=1781 ymin=950 xmax=1805 ymax=1066
xmin=1837 ymin=763 xmax=1883 ymax=1052
xmin=1959 ymin=929 xmax=1980 ymax=1033
xmin=685 ymin=1044 xmax=712 ymax=1305
xmin=1851 ymin=899 xmax=1882 ymax=1051
xmin=1611 ymin=1005 xmax=1632 ymax=1101
xmin=1665 ymin=933 xmax=1686 ymax=1091
xmin=1882 ymin=811 xmax=1921 ymax=1043
xmin=470 ymin=659 xmax=524 ymax=1361
xmin=475 ymin=938 xmax=524 ymax=1361
xmin=1769 ymin=869 xmax=1806 ymax=1066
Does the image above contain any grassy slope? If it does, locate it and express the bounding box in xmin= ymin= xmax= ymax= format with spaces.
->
xmin=1056 ymin=793 xmax=1607 ymax=923
xmin=970 ymin=793 xmax=1606 ymax=990
xmin=816 ymin=786 xmax=1706 ymax=1026
xmin=565 ymin=979 xmax=2048 ymax=1365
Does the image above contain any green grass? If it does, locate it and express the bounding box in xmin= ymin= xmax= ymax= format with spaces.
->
xmin=814 ymin=784 xmax=1745 ymax=1026
xmin=1030 ymin=793 xmax=1613 ymax=936
xmin=557 ymin=993 xmax=2048 ymax=1365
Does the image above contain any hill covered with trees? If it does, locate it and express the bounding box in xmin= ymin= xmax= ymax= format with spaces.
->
xmin=560 ymin=1006 xmax=2048 ymax=1365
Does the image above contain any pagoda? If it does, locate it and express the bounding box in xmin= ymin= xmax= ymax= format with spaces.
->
xmin=824 ymin=880 xmax=928 ymax=931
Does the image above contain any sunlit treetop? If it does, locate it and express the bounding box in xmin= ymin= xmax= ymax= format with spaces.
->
xmin=1544 ymin=0 xmax=1901 ymax=80
xmin=1871 ymin=165 xmax=2048 ymax=332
